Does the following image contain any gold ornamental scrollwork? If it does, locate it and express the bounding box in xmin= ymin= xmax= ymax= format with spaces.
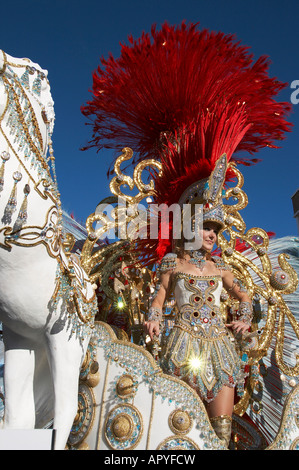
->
xmin=217 ymin=164 xmax=299 ymax=415
xmin=80 ymin=147 xmax=162 ymax=279
xmin=109 ymin=147 xmax=162 ymax=204
xmin=0 ymin=205 xmax=61 ymax=259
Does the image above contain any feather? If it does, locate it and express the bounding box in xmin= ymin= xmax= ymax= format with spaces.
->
xmin=82 ymin=21 xmax=291 ymax=168
xmin=81 ymin=21 xmax=291 ymax=264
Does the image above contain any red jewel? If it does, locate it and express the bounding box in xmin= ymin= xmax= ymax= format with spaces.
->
xmin=193 ymin=311 xmax=199 ymax=318
xmin=189 ymin=279 xmax=195 ymax=285
xmin=207 ymin=296 xmax=213 ymax=302
xmin=203 ymin=317 xmax=209 ymax=323
xmin=210 ymin=280 xmax=215 ymax=286
xmin=194 ymin=296 xmax=200 ymax=302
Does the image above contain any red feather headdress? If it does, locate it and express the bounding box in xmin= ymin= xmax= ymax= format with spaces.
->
xmin=82 ymin=22 xmax=291 ymax=264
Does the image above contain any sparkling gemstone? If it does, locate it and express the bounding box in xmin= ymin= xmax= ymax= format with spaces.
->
xmin=1 ymin=151 xmax=10 ymax=161
xmin=13 ymin=171 xmax=22 ymax=182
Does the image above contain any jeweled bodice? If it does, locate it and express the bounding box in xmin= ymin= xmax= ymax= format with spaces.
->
xmin=161 ymin=270 xmax=245 ymax=403
xmin=172 ymin=272 xmax=226 ymax=338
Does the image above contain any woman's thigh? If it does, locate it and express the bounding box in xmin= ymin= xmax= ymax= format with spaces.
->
xmin=205 ymin=385 xmax=235 ymax=418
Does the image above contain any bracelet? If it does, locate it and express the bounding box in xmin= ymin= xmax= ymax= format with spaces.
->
xmin=147 ymin=306 xmax=163 ymax=322
xmin=228 ymin=277 xmax=248 ymax=293
xmin=238 ymin=301 xmax=253 ymax=325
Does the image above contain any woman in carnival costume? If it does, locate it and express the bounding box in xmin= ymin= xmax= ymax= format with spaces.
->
xmin=82 ymin=22 xmax=291 ymax=447
xmin=145 ymin=156 xmax=254 ymax=447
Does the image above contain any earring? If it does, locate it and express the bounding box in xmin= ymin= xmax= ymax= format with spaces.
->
xmin=0 ymin=150 xmax=10 ymax=193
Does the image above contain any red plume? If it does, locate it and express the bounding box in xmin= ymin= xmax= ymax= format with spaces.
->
xmin=82 ymin=21 xmax=291 ymax=167
xmin=81 ymin=22 xmax=291 ymax=265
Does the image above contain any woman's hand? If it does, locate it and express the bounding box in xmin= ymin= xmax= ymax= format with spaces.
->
xmin=226 ymin=320 xmax=250 ymax=335
xmin=144 ymin=320 xmax=160 ymax=340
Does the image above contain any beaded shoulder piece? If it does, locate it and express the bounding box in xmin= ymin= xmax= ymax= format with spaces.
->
xmin=159 ymin=253 xmax=178 ymax=273
xmin=211 ymin=256 xmax=232 ymax=271
xmin=159 ymin=253 xmax=230 ymax=273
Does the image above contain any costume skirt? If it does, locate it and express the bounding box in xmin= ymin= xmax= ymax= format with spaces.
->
xmin=159 ymin=324 xmax=245 ymax=403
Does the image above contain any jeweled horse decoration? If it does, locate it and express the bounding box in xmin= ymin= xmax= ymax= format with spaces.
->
xmin=0 ymin=51 xmax=97 ymax=449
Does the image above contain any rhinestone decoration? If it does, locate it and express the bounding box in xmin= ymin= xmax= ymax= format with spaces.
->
xmin=105 ymin=404 xmax=143 ymax=450
xmin=93 ymin=323 xmax=225 ymax=450
xmin=168 ymin=409 xmax=193 ymax=435
xmin=270 ymin=270 xmax=290 ymax=291
xmin=68 ymin=382 xmax=95 ymax=447
xmin=116 ymin=374 xmax=136 ymax=399
xmin=157 ymin=436 xmax=200 ymax=450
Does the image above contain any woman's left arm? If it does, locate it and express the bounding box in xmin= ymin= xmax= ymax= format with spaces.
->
xmin=222 ymin=269 xmax=253 ymax=335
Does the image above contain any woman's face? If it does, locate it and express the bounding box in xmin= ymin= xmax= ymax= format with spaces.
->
xmin=200 ymin=222 xmax=220 ymax=252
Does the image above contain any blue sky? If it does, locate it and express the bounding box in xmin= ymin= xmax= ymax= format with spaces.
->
xmin=0 ymin=0 xmax=298 ymax=239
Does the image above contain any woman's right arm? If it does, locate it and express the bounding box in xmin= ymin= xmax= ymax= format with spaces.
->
xmin=144 ymin=270 xmax=172 ymax=340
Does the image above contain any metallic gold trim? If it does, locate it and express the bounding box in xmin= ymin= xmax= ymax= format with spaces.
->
xmin=116 ymin=374 xmax=136 ymax=399
xmin=68 ymin=381 xmax=96 ymax=447
xmin=104 ymin=403 xmax=143 ymax=450
xmin=156 ymin=435 xmax=200 ymax=450
xmin=168 ymin=409 xmax=193 ymax=435
xmin=146 ymin=388 xmax=155 ymax=450
xmin=96 ymin=357 xmax=111 ymax=450
xmin=2 ymin=205 xmax=61 ymax=259
xmin=290 ymin=438 xmax=299 ymax=451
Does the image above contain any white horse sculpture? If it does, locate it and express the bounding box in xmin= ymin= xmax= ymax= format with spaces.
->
xmin=0 ymin=51 xmax=97 ymax=449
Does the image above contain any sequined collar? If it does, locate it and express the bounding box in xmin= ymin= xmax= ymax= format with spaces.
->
xmin=173 ymin=271 xmax=222 ymax=280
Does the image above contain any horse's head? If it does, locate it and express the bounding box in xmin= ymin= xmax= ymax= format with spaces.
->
xmin=0 ymin=50 xmax=58 ymax=200
xmin=0 ymin=50 xmax=55 ymax=135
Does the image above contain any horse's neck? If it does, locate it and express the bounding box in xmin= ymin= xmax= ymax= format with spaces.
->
xmin=0 ymin=54 xmax=61 ymax=231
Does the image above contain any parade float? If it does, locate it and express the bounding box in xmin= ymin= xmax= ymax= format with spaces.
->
xmin=0 ymin=22 xmax=298 ymax=451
